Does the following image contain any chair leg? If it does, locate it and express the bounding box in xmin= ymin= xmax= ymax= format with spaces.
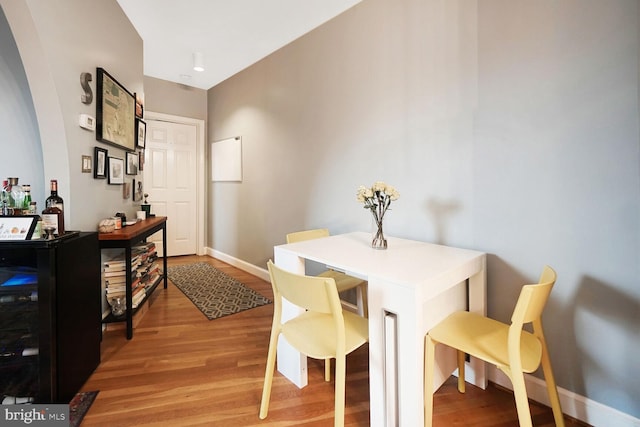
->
xmin=259 ymin=330 xmax=279 ymax=419
xmin=325 ymin=358 xmax=331 ymax=382
xmin=357 ymin=283 xmax=368 ymax=317
xmin=456 ymin=350 xmax=466 ymax=393
xmin=424 ymin=335 xmax=436 ymax=427
xmin=510 ymin=369 xmax=534 ymax=427
xmin=334 ymin=354 xmax=346 ymax=427
xmin=540 ymin=346 xmax=565 ymax=427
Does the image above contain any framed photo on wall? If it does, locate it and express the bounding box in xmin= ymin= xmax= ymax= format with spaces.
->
xmin=126 ymin=151 xmax=138 ymax=175
xmin=135 ymin=92 xmax=144 ymax=119
xmin=123 ymin=181 xmax=131 ymax=199
xmin=96 ymin=67 xmax=136 ymax=151
xmin=108 ymin=156 xmax=124 ymax=185
xmin=136 ymin=119 xmax=146 ymax=148
xmin=133 ymin=179 xmax=143 ymax=202
xmin=94 ymin=147 xmax=107 ymax=179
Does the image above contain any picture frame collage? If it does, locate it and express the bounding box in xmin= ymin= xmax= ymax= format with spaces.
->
xmin=92 ymin=67 xmax=146 ymax=201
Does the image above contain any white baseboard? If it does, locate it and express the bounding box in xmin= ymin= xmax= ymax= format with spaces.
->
xmin=205 ymin=247 xmax=639 ymax=427
xmin=489 ymin=367 xmax=640 ymax=427
xmin=205 ymin=247 xmax=270 ymax=282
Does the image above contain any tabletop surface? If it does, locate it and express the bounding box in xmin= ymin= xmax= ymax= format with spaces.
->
xmin=98 ymin=216 xmax=166 ymax=241
xmin=275 ymin=231 xmax=485 ymax=289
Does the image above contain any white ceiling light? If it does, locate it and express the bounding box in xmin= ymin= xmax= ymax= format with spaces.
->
xmin=193 ymin=52 xmax=204 ymax=72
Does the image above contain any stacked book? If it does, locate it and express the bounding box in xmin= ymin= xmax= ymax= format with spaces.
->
xmin=103 ymin=255 xmax=145 ymax=309
xmin=132 ymin=242 xmax=160 ymax=293
xmin=103 ymin=241 xmax=161 ymax=318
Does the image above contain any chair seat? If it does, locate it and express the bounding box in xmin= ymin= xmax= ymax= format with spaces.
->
xmin=318 ymin=269 xmax=366 ymax=294
xmin=283 ymin=310 xmax=368 ymax=360
xmin=428 ymin=311 xmax=542 ymax=373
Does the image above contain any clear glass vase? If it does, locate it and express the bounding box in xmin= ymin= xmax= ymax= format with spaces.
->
xmin=371 ymin=218 xmax=387 ymax=250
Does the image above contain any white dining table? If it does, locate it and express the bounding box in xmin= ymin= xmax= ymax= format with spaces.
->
xmin=273 ymin=231 xmax=487 ymax=426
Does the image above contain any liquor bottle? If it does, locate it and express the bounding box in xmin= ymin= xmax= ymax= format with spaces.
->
xmin=42 ymin=180 xmax=64 ymax=236
xmin=22 ymin=184 xmax=32 ymax=210
xmin=1 ymin=180 xmax=9 ymax=215
xmin=45 ymin=179 xmax=64 ymax=211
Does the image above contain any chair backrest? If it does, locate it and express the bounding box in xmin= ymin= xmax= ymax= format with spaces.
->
xmin=267 ymin=260 xmax=343 ymax=317
xmin=510 ymin=265 xmax=557 ymax=326
xmin=507 ymin=266 xmax=556 ymax=371
xmin=286 ymin=228 xmax=330 ymax=244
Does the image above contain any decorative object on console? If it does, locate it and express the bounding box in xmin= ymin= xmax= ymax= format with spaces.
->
xmin=356 ymin=181 xmax=400 ymax=250
xmin=98 ymin=218 xmax=115 ymax=233
xmin=141 ymin=193 xmax=151 ymax=218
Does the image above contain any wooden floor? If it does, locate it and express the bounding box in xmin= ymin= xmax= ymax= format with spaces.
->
xmin=80 ymin=255 xmax=588 ymax=426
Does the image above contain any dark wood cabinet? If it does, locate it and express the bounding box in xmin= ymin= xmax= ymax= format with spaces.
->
xmin=0 ymin=232 xmax=101 ymax=403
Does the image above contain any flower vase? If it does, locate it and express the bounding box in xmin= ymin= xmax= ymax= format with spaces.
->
xmin=372 ymin=218 xmax=387 ymax=250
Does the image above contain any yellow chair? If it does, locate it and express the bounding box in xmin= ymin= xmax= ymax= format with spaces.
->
xmin=259 ymin=261 xmax=369 ymax=427
xmin=286 ymin=228 xmax=368 ymax=317
xmin=424 ymin=266 xmax=564 ymax=427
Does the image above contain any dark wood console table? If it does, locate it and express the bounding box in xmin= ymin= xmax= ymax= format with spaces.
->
xmin=98 ymin=216 xmax=168 ymax=339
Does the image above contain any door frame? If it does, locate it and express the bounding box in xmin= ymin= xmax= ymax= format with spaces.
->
xmin=145 ymin=111 xmax=206 ymax=256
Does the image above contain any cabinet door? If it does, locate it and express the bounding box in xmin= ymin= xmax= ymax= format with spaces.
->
xmin=55 ymin=232 xmax=101 ymax=402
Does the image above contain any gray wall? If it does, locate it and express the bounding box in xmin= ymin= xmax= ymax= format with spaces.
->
xmin=1 ymin=0 xmax=143 ymax=231
xmin=208 ymin=0 xmax=640 ymax=419
xmin=144 ymin=75 xmax=207 ymax=121
xmin=0 ymin=7 xmax=44 ymax=206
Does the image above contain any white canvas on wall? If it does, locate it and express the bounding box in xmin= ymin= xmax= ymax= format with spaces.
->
xmin=211 ymin=136 xmax=242 ymax=182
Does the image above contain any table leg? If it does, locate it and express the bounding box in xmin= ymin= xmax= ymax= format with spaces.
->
xmin=370 ymin=276 xmax=474 ymax=426
xmin=463 ymin=258 xmax=487 ymax=389
xmin=273 ymin=248 xmax=308 ymax=388
xmin=162 ymin=223 xmax=168 ymax=289
xmin=125 ymin=245 xmax=133 ymax=340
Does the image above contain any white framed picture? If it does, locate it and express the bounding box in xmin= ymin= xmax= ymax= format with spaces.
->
xmin=108 ymin=156 xmax=125 ymax=185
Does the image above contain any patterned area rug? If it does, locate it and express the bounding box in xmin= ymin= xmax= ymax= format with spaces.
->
xmin=167 ymin=262 xmax=271 ymax=320
xmin=69 ymin=390 xmax=98 ymax=427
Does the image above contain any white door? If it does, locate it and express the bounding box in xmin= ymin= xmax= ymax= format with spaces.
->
xmin=143 ymin=119 xmax=197 ymax=256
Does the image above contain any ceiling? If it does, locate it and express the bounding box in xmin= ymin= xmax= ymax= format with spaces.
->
xmin=116 ymin=0 xmax=362 ymax=91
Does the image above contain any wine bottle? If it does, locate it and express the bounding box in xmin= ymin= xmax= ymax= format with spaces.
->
xmin=42 ymin=180 xmax=64 ymax=236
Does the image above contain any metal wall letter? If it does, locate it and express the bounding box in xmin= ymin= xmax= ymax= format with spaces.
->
xmin=80 ymin=72 xmax=93 ymax=104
